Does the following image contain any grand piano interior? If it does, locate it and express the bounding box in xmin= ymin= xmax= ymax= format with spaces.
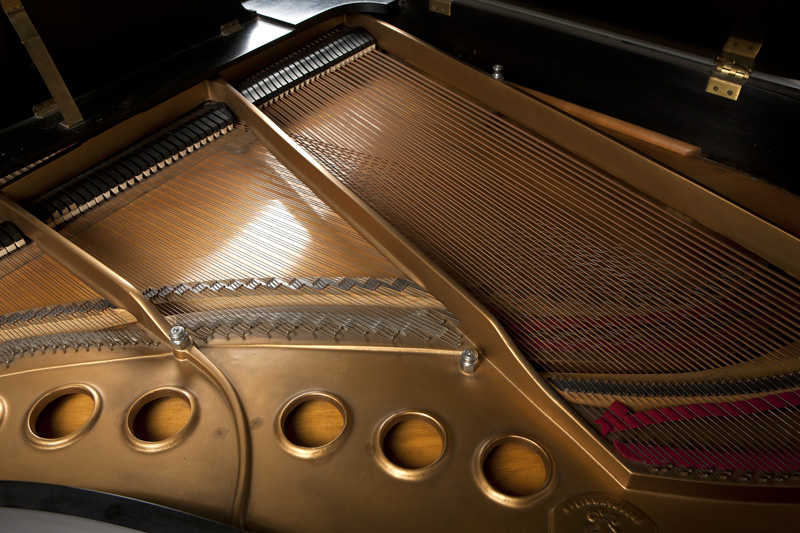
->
xmin=1 ymin=1 xmax=799 ymax=531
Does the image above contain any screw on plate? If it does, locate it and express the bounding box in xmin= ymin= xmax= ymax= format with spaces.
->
xmin=491 ymin=64 xmax=504 ymax=80
xmin=460 ymin=348 xmax=479 ymax=374
xmin=169 ymin=325 xmax=191 ymax=350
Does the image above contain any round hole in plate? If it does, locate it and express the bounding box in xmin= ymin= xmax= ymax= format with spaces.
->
xmin=277 ymin=392 xmax=348 ymax=458
xmin=126 ymin=388 xmax=195 ymax=451
xmin=132 ymin=395 xmax=191 ymax=442
xmin=27 ymin=385 xmax=101 ymax=447
xmin=476 ymin=435 xmax=552 ymax=506
xmin=484 ymin=441 xmax=548 ymax=496
xmin=283 ymin=398 xmax=345 ymax=448
xmin=375 ymin=411 xmax=447 ymax=480
xmin=383 ymin=417 xmax=444 ymax=469
xmin=34 ymin=392 xmax=94 ymax=439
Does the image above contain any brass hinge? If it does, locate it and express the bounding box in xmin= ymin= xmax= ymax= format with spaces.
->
xmin=32 ymin=98 xmax=59 ymax=118
xmin=706 ymin=37 xmax=762 ymax=101
xmin=429 ymin=0 xmax=452 ymax=16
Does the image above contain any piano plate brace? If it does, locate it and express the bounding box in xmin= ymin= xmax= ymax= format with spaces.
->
xmin=705 ymin=36 xmax=762 ymax=101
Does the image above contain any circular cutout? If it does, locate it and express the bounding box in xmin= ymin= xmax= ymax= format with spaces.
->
xmin=483 ymin=441 xmax=548 ymax=496
xmin=383 ymin=418 xmax=444 ymax=469
xmin=27 ymin=385 xmax=101 ymax=448
xmin=277 ymin=392 xmax=348 ymax=458
xmin=126 ymin=388 xmax=196 ymax=451
xmin=132 ymin=395 xmax=191 ymax=442
xmin=283 ymin=399 xmax=344 ymax=448
xmin=375 ymin=411 xmax=447 ymax=480
xmin=475 ymin=435 xmax=552 ymax=506
xmin=34 ymin=392 xmax=94 ymax=439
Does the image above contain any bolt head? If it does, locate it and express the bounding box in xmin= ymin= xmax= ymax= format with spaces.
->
xmin=170 ymin=326 xmax=186 ymax=340
xmin=460 ymin=361 xmax=477 ymax=373
xmin=169 ymin=325 xmax=191 ymax=350
xmin=460 ymin=348 xmax=479 ymax=373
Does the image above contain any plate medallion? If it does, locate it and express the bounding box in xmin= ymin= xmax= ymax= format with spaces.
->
xmin=551 ymin=493 xmax=656 ymax=533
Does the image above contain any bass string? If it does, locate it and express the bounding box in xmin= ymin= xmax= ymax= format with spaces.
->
xmin=263 ymin=48 xmax=800 ymax=471
xmin=270 ymin=61 xmax=794 ymax=377
xmin=272 ymin=50 xmax=796 ymax=372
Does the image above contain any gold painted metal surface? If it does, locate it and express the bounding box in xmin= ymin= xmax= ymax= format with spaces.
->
xmin=2 ymin=15 xmax=799 ymax=531
xmin=278 ymin=392 xmax=347 ymax=451
xmin=374 ymin=410 xmax=447 ymax=479
xmin=255 ymin=44 xmax=800 ymax=478
xmin=247 ymin=18 xmax=800 ymax=485
xmin=207 ymin=79 xmax=651 ymax=491
xmin=1 ymin=183 xmax=252 ymax=527
xmin=199 ymin=344 xmax=800 ymax=530
xmin=220 ymin=18 xmax=800 ymax=504
xmin=27 ymin=385 xmax=100 ymax=445
xmin=0 ymin=78 xmax=474 ymax=528
xmin=603 ymin=131 xmax=800 ymax=238
xmin=551 ymin=493 xmax=657 ymax=533
xmin=512 ymin=85 xmax=800 ymax=238
xmin=479 ymin=435 xmax=550 ymax=499
xmin=1 ymin=340 xmax=800 ymax=532
xmin=128 ymin=391 xmax=192 ymax=443
xmin=1 ymin=119 xmax=437 ymax=358
xmin=178 ymin=343 xmax=252 ymax=529
xmin=0 ymin=350 xmax=239 ymax=524
xmin=1 ymin=112 xmax=263 ymax=527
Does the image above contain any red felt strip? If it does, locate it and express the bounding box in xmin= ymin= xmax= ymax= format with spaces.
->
xmin=594 ymin=390 xmax=800 ymax=436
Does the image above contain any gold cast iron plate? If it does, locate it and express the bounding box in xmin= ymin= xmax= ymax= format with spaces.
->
xmin=551 ymin=493 xmax=656 ymax=533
